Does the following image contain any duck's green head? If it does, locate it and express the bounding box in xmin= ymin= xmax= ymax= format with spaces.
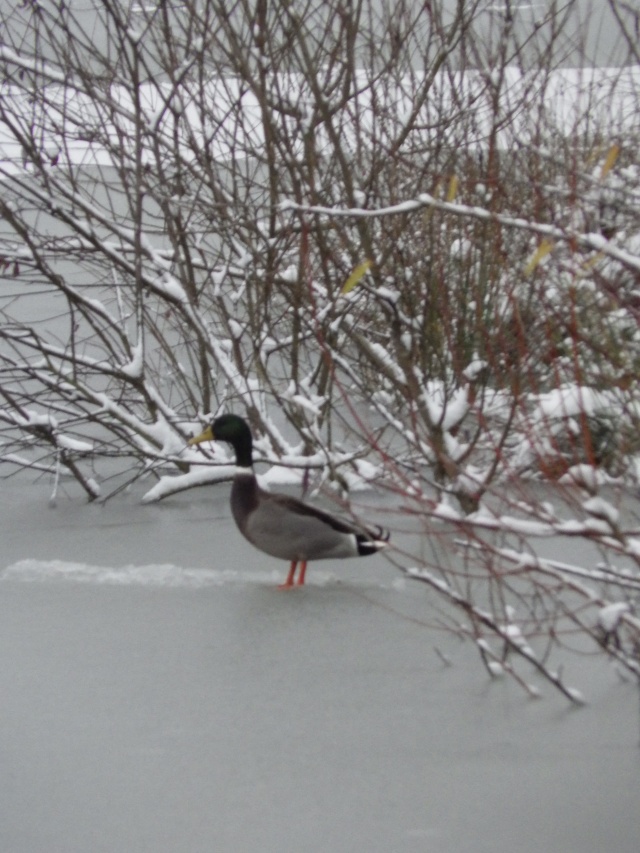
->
xmin=188 ymin=413 xmax=253 ymax=467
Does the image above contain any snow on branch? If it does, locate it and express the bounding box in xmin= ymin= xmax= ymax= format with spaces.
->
xmin=281 ymin=195 xmax=640 ymax=274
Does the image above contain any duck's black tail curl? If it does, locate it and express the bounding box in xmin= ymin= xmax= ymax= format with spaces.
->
xmin=356 ymin=525 xmax=390 ymax=556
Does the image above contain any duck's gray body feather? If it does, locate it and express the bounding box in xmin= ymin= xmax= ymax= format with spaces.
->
xmin=231 ymin=471 xmax=385 ymax=562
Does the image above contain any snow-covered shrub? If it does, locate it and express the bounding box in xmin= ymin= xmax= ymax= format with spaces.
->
xmin=1 ymin=0 xmax=640 ymax=699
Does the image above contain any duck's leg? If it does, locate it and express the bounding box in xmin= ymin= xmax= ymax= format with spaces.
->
xmin=296 ymin=560 xmax=308 ymax=586
xmin=278 ymin=560 xmax=298 ymax=589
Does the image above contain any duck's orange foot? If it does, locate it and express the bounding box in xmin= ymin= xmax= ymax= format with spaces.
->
xmin=277 ymin=560 xmax=307 ymax=589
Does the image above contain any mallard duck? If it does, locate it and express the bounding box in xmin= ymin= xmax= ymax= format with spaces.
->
xmin=188 ymin=414 xmax=389 ymax=588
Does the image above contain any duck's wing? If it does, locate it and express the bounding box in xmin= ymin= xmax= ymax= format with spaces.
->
xmin=274 ymin=493 xmax=385 ymax=537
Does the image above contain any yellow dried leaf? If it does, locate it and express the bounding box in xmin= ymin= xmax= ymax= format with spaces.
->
xmin=600 ymin=144 xmax=620 ymax=180
xmin=524 ymin=238 xmax=554 ymax=275
xmin=446 ymin=175 xmax=459 ymax=202
xmin=580 ymin=251 xmax=604 ymax=273
xmin=341 ymin=259 xmax=372 ymax=295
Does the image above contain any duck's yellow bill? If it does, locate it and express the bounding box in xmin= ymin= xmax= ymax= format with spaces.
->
xmin=188 ymin=425 xmax=214 ymax=445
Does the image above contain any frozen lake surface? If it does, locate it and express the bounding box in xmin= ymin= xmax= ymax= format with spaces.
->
xmin=1 ymin=480 xmax=639 ymax=852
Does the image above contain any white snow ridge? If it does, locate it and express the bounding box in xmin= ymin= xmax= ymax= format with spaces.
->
xmin=1 ymin=559 xmax=281 ymax=588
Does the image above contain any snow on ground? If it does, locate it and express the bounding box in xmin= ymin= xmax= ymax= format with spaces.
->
xmin=2 ymin=66 xmax=640 ymax=177
xmin=1 ymin=479 xmax=639 ymax=853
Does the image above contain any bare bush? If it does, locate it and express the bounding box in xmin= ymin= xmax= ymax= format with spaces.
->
xmin=2 ymin=0 xmax=640 ymax=699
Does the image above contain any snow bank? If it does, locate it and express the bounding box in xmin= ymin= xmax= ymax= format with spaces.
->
xmin=0 ymin=558 xmax=398 ymax=589
xmin=2 ymin=66 xmax=639 ymax=176
xmin=1 ymin=558 xmax=283 ymax=587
